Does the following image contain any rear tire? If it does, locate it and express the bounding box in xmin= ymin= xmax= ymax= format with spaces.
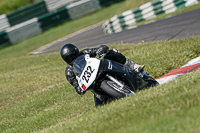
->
xmin=100 ymin=80 xmax=134 ymax=99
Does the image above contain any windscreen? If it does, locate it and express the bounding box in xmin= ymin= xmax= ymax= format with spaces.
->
xmin=73 ymin=55 xmax=86 ymax=77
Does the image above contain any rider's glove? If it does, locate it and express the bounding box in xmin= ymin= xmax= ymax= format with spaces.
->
xmin=96 ymin=45 xmax=109 ymax=58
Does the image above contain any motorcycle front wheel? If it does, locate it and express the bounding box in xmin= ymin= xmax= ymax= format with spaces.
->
xmin=100 ymin=80 xmax=134 ymax=99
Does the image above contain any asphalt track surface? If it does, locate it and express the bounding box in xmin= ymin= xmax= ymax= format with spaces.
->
xmin=35 ymin=8 xmax=200 ymax=54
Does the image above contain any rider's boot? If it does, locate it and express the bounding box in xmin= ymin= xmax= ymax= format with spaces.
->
xmin=124 ymin=58 xmax=145 ymax=73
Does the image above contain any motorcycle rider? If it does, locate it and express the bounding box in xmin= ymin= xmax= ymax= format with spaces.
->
xmin=60 ymin=43 xmax=144 ymax=107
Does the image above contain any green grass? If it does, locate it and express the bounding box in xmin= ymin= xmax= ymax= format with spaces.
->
xmin=0 ymin=0 xmax=200 ymax=133
xmin=39 ymin=70 xmax=200 ymax=133
xmin=0 ymin=36 xmax=200 ymax=133
xmin=0 ymin=0 xmax=41 ymax=14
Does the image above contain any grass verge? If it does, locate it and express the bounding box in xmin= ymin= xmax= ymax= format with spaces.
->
xmin=0 ymin=36 xmax=200 ymax=133
xmin=0 ymin=1 xmax=200 ymax=133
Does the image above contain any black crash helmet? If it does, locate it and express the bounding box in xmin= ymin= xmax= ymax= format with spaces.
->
xmin=60 ymin=43 xmax=79 ymax=65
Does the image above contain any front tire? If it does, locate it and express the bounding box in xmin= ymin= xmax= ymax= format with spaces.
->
xmin=100 ymin=80 xmax=134 ymax=99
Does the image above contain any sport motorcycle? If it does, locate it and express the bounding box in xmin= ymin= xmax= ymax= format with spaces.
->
xmin=73 ymin=54 xmax=158 ymax=99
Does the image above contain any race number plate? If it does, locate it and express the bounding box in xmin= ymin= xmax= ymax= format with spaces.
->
xmin=77 ymin=55 xmax=100 ymax=91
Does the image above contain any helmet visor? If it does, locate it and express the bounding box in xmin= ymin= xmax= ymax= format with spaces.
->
xmin=65 ymin=54 xmax=77 ymax=64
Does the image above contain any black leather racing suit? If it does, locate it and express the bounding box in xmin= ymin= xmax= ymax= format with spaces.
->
xmin=65 ymin=45 xmax=126 ymax=107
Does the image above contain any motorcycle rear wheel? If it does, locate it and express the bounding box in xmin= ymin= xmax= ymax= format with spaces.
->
xmin=100 ymin=80 xmax=134 ymax=98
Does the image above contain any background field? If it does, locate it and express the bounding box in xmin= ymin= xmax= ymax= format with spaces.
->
xmin=0 ymin=0 xmax=41 ymax=14
xmin=0 ymin=0 xmax=200 ymax=133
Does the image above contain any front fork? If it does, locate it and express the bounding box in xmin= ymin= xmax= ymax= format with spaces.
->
xmin=106 ymin=74 xmax=124 ymax=88
xmin=106 ymin=74 xmax=135 ymax=95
